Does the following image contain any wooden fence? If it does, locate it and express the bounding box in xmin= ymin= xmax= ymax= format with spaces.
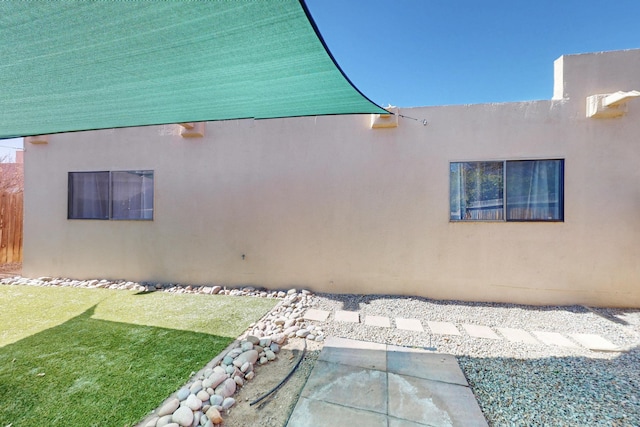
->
xmin=0 ymin=192 xmax=23 ymax=264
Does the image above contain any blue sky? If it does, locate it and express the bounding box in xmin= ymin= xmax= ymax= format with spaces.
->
xmin=306 ymin=0 xmax=640 ymax=107
xmin=3 ymin=1 xmax=639 ymax=161
xmin=0 ymin=138 xmax=21 ymax=162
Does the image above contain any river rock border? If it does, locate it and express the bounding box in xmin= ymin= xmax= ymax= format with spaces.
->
xmin=0 ymin=276 xmax=304 ymax=299
xmin=0 ymin=276 xmax=324 ymax=427
xmin=139 ymin=288 xmax=322 ymax=427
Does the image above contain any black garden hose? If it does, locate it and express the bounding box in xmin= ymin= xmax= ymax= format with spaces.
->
xmin=249 ymin=339 xmax=307 ymax=406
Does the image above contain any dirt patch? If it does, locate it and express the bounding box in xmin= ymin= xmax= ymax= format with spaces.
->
xmin=224 ymin=339 xmax=323 ymax=427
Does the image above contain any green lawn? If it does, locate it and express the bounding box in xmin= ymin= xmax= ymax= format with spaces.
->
xmin=0 ymin=285 xmax=277 ymax=427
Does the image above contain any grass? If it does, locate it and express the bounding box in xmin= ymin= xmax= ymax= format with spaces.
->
xmin=0 ymin=285 xmax=277 ymax=426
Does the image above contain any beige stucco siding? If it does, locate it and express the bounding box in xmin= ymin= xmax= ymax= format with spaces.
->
xmin=22 ymin=49 xmax=640 ymax=307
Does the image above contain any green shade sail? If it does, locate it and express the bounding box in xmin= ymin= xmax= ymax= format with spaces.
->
xmin=0 ymin=0 xmax=386 ymax=138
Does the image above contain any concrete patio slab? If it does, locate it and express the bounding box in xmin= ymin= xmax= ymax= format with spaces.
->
xmin=365 ymin=315 xmax=391 ymax=328
xmin=303 ymin=308 xmax=330 ymax=322
xmin=395 ymin=317 xmax=424 ymax=332
xmin=334 ymin=310 xmax=360 ymax=323
xmin=532 ymin=331 xmax=579 ymax=348
xmin=287 ymin=397 xmax=388 ymax=427
xmin=288 ymin=338 xmax=488 ymax=427
xmin=570 ymin=333 xmax=620 ymax=352
xmin=388 ymin=372 xmax=488 ymax=427
xmin=319 ymin=337 xmax=387 ymax=371
xmin=323 ymin=336 xmax=388 ymax=352
xmin=426 ymin=321 xmax=461 ymax=336
xmin=387 ymin=348 xmax=468 ymax=386
xmin=301 ymin=360 xmax=387 ymax=414
xmin=497 ymin=327 xmax=539 ymax=344
xmin=462 ymin=324 xmax=501 ymax=340
xmin=388 ymin=418 xmax=429 ymax=427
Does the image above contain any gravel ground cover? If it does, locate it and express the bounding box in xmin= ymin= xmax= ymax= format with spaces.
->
xmin=312 ymin=293 xmax=640 ymax=426
xmin=3 ymin=274 xmax=639 ymax=426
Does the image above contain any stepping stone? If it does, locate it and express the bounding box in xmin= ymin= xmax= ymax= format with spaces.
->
xmin=334 ymin=310 xmax=360 ymax=323
xmin=461 ymin=324 xmax=501 ymax=340
xmin=531 ymin=331 xmax=578 ymax=348
xmin=496 ymin=327 xmax=539 ymax=344
xmin=395 ymin=318 xmax=424 ymax=332
xmin=426 ymin=321 xmax=461 ymax=336
xmin=304 ymin=309 xmax=330 ymax=322
xmin=365 ymin=315 xmax=391 ymax=328
xmin=570 ymin=333 xmax=620 ymax=352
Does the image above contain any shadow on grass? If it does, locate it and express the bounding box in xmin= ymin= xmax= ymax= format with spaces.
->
xmin=0 ymin=305 xmax=232 ymax=427
xmin=457 ymin=345 xmax=640 ymax=426
xmin=133 ymin=289 xmax=157 ymax=295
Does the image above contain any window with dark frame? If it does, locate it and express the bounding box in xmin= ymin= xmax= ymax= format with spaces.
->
xmin=450 ymin=160 xmax=563 ymax=222
xmin=68 ymin=170 xmax=154 ymax=220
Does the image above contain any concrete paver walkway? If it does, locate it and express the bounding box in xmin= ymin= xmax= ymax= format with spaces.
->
xmin=287 ymin=337 xmax=488 ymax=427
xmin=570 ymin=333 xmax=620 ymax=351
xmin=365 ymin=315 xmax=391 ymax=328
xmin=396 ymin=317 xmax=424 ymax=332
xmin=532 ymin=331 xmax=579 ymax=348
xmin=461 ymin=324 xmax=501 ymax=340
xmin=334 ymin=310 xmax=360 ymax=323
xmin=496 ymin=327 xmax=538 ymax=344
xmin=427 ymin=321 xmax=461 ymax=336
xmin=303 ymin=309 xmax=620 ymax=352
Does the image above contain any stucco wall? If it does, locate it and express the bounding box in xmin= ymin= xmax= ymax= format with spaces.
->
xmin=23 ymin=49 xmax=640 ymax=307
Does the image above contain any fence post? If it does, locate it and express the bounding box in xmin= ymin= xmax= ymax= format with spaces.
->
xmin=0 ymin=192 xmax=23 ymax=264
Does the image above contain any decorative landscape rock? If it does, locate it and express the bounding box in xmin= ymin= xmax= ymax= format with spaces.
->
xmin=156 ymin=414 xmax=174 ymax=427
xmin=0 ymin=276 xmax=306 ymax=300
xmin=296 ymin=328 xmax=310 ymax=338
xmin=222 ymin=397 xmax=236 ymax=410
xmin=204 ymin=372 xmax=227 ymax=389
xmin=171 ymin=406 xmax=194 ymax=426
xmin=157 ymin=398 xmax=180 ymax=417
xmin=184 ymin=289 xmax=313 ymax=423
xmin=215 ymin=378 xmax=236 ymax=398
xmin=209 ymin=394 xmax=223 ymax=407
xmin=246 ymin=335 xmax=260 ymax=345
xmin=206 ymin=407 xmax=223 ymax=424
xmin=189 ymin=380 xmax=202 ymax=394
xmin=184 ymin=394 xmax=202 ymax=411
xmin=235 ymin=349 xmax=258 ymax=365
xmin=196 ymin=390 xmax=210 ymax=402
xmin=176 ymin=387 xmax=190 ymax=401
